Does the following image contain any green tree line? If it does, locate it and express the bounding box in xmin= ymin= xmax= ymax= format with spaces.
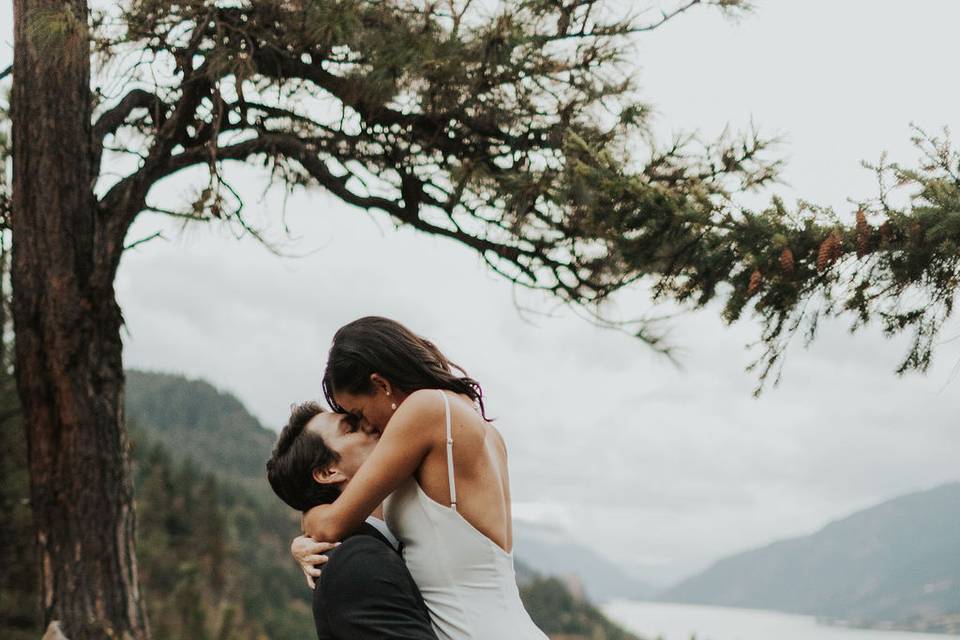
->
xmin=1 ymin=419 xmax=318 ymax=640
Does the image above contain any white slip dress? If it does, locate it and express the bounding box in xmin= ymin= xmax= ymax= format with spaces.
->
xmin=383 ymin=390 xmax=548 ymax=640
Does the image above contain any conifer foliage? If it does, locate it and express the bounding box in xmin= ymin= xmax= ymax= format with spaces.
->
xmin=91 ymin=0 xmax=765 ymax=302
xmin=686 ymin=129 xmax=960 ymax=392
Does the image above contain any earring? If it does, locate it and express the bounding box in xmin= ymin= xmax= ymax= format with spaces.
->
xmin=391 ymin=402 xmax=397 ymax=411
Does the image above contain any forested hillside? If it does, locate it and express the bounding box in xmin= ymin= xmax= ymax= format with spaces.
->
xmin=2 ymin=403 xmax=315 ymax=639
xmin=131 ymin=437 xmax=315 ymax=639
xmin=125 ymin=370 xmax=278 ymax=499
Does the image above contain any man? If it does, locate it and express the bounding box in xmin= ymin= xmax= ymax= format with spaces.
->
xmin=266 ymin=401 xmax=438 ymax=640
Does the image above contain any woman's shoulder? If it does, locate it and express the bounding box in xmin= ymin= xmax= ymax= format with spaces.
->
xmin=393 ymin=389 xmax=483 ymax=440
xmin=396 ymin=388 xmax=446 ymax=418
xmin=386 ymin=389 xmax=446 ymax=439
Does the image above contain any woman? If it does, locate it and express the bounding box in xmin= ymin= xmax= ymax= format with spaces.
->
xmin=297 ymin=316 xmax=547 ymax=640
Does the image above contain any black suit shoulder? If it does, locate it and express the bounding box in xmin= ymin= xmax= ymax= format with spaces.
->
xmin=320 ymin=534 xmax=400 ymax=592
xmin=313 ymin=532 xmax=437 ymax=640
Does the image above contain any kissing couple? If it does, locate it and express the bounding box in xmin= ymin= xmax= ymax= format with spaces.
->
xmin=267 ymin=316 xmax=548 ymax=640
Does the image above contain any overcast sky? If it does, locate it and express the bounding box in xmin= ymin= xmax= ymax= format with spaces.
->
xmin=4 ymin=1 xmax=960 ymax=586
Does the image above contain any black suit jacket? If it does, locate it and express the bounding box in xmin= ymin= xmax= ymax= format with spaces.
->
xmin=312 ymin=521 xmax=438 ymax=640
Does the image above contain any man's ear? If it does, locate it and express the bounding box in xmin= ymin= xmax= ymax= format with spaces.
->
xmin=312 ymin=466 xmax=347 ymax=486
xmin=369 ymin=373 xmax=392 ymax=396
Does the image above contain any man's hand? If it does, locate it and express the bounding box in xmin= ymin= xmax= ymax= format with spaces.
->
xmin=291 ymin=535 xmax=339 ymax=588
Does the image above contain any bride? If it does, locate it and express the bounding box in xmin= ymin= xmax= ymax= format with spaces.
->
xmin=297 ymin=316 xmax=547 ymax=640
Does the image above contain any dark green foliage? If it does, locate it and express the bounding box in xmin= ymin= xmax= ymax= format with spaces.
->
xmin=132 ymin=441 xmax=222 ymax=639
xmin=129 ymin=431 xmax=315 ymax=640
xmin=0 ymin=386 xmax=313 ymax=640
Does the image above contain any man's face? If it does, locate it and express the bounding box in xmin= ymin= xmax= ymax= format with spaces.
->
xmin=306 ymin=412 xmax=379 ymax=485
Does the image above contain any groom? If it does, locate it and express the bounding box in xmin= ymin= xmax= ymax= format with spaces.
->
xmin=266 ymin=401 xmax=438 ymax=640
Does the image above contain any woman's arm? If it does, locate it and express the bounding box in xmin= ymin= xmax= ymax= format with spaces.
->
xmin=301 ymin=390 xmax=443 ymax=541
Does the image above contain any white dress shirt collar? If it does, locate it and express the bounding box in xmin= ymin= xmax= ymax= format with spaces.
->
xmin=365 ymin=516 xmax=400 ymax=551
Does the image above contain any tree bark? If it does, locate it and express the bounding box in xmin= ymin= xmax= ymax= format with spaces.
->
xmin=10 ymin=1 xmax=148 ymax=638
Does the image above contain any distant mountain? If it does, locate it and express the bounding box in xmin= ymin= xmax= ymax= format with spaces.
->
xmin=514 ymin=520 xmax=657 ymax=602
xmin=126 ymin=370 xmax=278 ymax=498
xmin=660 ymin=482 xmax=960 ymax=634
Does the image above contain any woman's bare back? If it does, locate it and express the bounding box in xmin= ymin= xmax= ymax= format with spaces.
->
xmin=413 ymin=390 xmax=513 ymax=552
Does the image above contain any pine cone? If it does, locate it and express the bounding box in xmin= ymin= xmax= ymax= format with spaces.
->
xmin=817 ymin=231 xmax=843 ymax=272
xmin=747 ymin=269 xmax=762 ymax=296
xmin=779 ymin=248 xmax=795 ymax=274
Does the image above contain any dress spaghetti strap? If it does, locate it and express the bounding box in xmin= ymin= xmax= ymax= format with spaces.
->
xmin=439 ymin=389 xmax=458 ymax=512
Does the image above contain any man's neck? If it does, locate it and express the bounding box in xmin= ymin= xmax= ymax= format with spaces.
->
xmin=364 ymin=505 xmax=400 ymax=551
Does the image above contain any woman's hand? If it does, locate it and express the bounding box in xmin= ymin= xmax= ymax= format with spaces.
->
xmin=290 ymin=535 xmax=340 ymax=588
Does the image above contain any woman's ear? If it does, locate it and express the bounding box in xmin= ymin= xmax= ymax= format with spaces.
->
xmin=369 ymin=372 xmax=392 ymax=396
xmin=313 ymin=466 xmax=347 ymax=486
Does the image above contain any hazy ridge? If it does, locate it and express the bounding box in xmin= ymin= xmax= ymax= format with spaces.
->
xmin=660 ymin=482 xmax=960 ymax=633
xmin=513 ymin=519 xmax=657 ymax=602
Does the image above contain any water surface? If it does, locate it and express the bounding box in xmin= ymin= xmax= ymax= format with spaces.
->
xmin=603 ymin=600 xmax=959 ymax=640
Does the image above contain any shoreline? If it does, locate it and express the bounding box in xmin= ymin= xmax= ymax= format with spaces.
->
xmin=602 ymin=599 xmax=960 ymax=640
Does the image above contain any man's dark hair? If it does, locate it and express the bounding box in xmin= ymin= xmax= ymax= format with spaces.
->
xmin=266 ymin=401 xmax=342 ymax=511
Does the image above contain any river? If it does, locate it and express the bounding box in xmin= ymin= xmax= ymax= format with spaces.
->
xmin=603 ymin=600 xmax=960 ymax=640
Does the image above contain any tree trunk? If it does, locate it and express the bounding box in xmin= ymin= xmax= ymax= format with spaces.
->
xmin=10 ymin=1 xmax=148 ymax=638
